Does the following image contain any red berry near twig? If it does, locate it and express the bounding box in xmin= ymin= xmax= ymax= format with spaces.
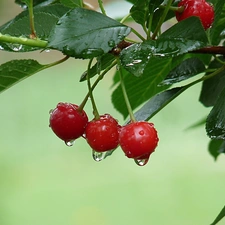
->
xmin=119 ymin=121 xmax=159 ymax=165
xmin=176 ymin=0 xmax=214 ymax=30
xmin=49 ymin=102 xmax=88 ymax=145
xmin=85 ymin=114 xmax=120 ymax=152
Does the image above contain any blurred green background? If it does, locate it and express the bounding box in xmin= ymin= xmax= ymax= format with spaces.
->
xmin=0 ymin=1 xmax=225 ymax=225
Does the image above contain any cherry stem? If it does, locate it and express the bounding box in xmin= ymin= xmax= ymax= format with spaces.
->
xmin=87 ymin=58 xmax=100 ymax=119
xmin=79 ymin=60 xmax=117 ymax=111
xmin=98 ymin=0 xmax=106 ymax=15
xmin=159 ymin=5 xmax=184 ymax=13
xmin=152 ymin=0 xmax=174 ymax=40
xmin=117 ymin=60 xmax=136 ymax=122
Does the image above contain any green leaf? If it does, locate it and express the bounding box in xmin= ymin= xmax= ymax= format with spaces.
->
xmin=210 ymin=0 xmax=225 ymax=45
xmin=0 ymin=59 xmax=47 ymax=93
xmin=60 ymin=0 xmax=82 ymax=8
xmin=206 ymin=86 xmax=225 ymax=140
xmin=15 ymin=0 xmax=54 ymax=7
xmin=80 ymin=53 xmax=115 ymax=81
xmin=159 ymin=17 xmax=208 ymax=44
xmin=0 ymin=4 xmax=70 ymax=52
xmin=210 ymin=205 xmax=225 ymax=225
xmin=112 ymin=57 xmax=172 ymax=119
xmin=48 ymin=8 xmax=131 ymax=58
xmin=130 ymin=0 xmax=150 ymax=27
xmin=199 ymin=59 xmax=225 ymax=107
xmin=208 ymin=139 xmax=225 ymax=161
xmin=186 ymin=117 xmax=206 ymax=130
xmin=160 ymin=58 xmax=205 ymax=85
xmin=130 ymin=87 xmax=185 ymax=122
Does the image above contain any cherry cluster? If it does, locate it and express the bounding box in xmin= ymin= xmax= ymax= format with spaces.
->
xmin=49 ymin=102 xmax=159 ymax=166
xmin=175 ymin=0 xmax=214 ymax=30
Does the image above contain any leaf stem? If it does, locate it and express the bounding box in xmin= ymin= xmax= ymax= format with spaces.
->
xmin=79 ymin=0 xmax=84 ymax=7
xmin=98 ymin=0 xmax=106 ymax=15
xmin=120 ymin=13 xmax=131 ymax=24
xmin=44 ymin=55 xmax=70 ymax=69
xmin=28 ymin=0 xmax=37 ymax=38
xmin=145 ymin=65 xmax=225 ymax=121
xmin=117 ymin=61 xmax=136 ymax=122
xmin=0 ymin=33 xmax=47 ymax=48
xmin=131 ymin=28 xmax=145 ymax=41
xmin=152 ymin=0 xmax=174 ymax=40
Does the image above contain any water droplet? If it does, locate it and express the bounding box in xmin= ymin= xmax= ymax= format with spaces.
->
xmin=65 ymin=140 xmax=75 ymax=147
xmin=45 ymin=49 xmax=51 ymax=53
xmin=134 ymin=157 xmax=150 ymax=166
xmin=132 ymin=59 xmax=142 ymax=64
xmin=92 ymin=150 xmax=107 ymax=162
xmin=0 ymin=45 xmax=4 ymax=50
xmin=81 ymin=48 xmax=104 ymax=57
xmin=20 ymin=4 xmax=28 ymax=9
xmin=108 ymin=40 xmax=115 ymax=47
xmin=11 ymin=44 xmax=22 ymax=51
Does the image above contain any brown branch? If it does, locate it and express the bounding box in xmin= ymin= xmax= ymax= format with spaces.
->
xmin=192 ymin=46 xmax=225 ymax=55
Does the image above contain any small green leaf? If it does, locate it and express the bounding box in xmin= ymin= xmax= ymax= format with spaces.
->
xmin=0 ymin=59 xmax=46 ymax=93
xmin=210 ymin=205 xmax=225 ymax=225
xmin=48 ymin=8 xmax=131 ymax=58
xmin=112 ymin=57 xmax=172 ymax=119
xmin=208 ymin=139 xmax=225 ymax=161
xmin=199 ymin=59 xmax=225 ymax=107
xmin=161 ymin=58 xmax=205 ymax=85
xmin=206 ymin=86 xmax=225 ymax=139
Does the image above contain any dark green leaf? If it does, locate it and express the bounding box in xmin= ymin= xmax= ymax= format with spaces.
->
xmin=0 ymin=59 xmax=47 ymax=93
xmin=159 ymin=17 xmax=208 ymax=44
xmin=15 ymin=0 xmax=55 ymax=7
xmin=210 ymin=0 xmax=225 ymax=45
xmin=208 ymin=139 xmax=225 ymax=161
xmin=112 ymin=57 xmax=172 ymax=119
xmin=161 ymin=58 xmax=205 ymax=85
xmin=130 ymin=0 xmax=150 ymax=27
xmin=48 ymin=8 xmax=131 ymax=58
xmin=80 ymin=53 xmax=115 ymax=81
xmin=60 ymin=0 xmax=82 ymax=8
xmin=0 ymin=4 xmax=70 ymax=52
xmin=199 ymin=59 xmax=225 ymax=107
xmin=206 ymin=86 xmax=225 ymax=139
xmin=131 ymin=87 xmax=185 ymax=122
xmin=210 ymin=205 xmax=225 ymax=225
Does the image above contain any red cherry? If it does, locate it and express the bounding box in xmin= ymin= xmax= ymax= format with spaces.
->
xmin=49 ymin=102 xmax=88 ymax=143
xmin=119 ymin=121 xmax=159 ymax=159
xmin=176 ymin=0 xmax=214 ymax=30
xmin=85 ymin=114 xmax=120 ymax=152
